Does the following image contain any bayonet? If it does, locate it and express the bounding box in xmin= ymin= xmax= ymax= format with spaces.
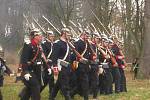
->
xmin=42 ymin=15 xmax=61 ymax=35
xmin=32 ymin=17 xmax=46 ymax=34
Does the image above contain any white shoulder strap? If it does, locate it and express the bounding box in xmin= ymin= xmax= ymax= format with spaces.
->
xmin=103 ymin=49 xmax=108 ymax=63
xmin=47 ymin=43 xmax=53 ymax=58
xmin=81 ymin=42 xmax=87 ymax=56
xmin=63 ymin=43 xmax=69 ymax=61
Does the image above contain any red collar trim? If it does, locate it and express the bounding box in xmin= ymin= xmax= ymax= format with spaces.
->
xmin=31 ymin=39 xmax=38 ymax=46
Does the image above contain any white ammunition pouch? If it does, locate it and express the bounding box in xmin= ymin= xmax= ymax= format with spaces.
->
xmin=36 ymin=61 xmax=42 ymax=65
xmin=57 ymin=43 xmax=70 ymax=71
xmin=101 ymin=62 xmax=109 ymax=68
xmin=57 ymin=59 xmax=69 ymax=68
xmin=98 ymin=65 xmax=104 ymax=75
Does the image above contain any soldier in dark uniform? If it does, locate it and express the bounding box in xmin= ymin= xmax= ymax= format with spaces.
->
xmin=112 ymin=38 xmax=127 ymax=92
xmin=88 ymin=32 xmax=100 ymax=99
xmin=19 ymin=28 xmax=45 ymax=100
xmin=71 ymin=29 xmax=91 ymax=100
xmin=50 ymin=28 xmax=72 ymax=100
xmin=111 ymin=37 xmax=127 ymax=92
xmin=0 ymin=57 xmax=12 ymax=100
xmin=41 ymin=30 xmax=55 ymax=99
xmin=98 ymin=35 xmax=113 ymax=95
xmin=108 ymin=39 xmax=121 ymax=93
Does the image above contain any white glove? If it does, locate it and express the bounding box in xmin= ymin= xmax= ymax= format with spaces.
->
xmin=24 ymin=73 xmax=32 ymax=81
xmin=48 ymin=68 xmax=52 ymax=75
xmin=2 ymin=66 xmax=6 ymax=71
xmin=99 ymin=67 xmax=104 ymax=74
xmin=98 ymin=65 xmax=104 ymax=75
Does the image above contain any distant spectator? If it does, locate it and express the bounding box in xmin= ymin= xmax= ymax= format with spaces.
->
xmin=132 ymin=58 xmax=139 ymax=80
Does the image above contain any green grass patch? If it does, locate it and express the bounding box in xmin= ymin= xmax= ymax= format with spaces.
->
xmin=1 ymin=73 xmax=150 ymax=100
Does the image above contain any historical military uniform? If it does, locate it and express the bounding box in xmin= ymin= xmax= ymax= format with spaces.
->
xmin=50 ymin=28 xmax=72 ymax=100
xmin=111 ymin=44 xmax=127 ymax=92
xmin=19 ymin=28 xmax=44 ymax=100
xmin=98 ymin=36 xmax=113 ymax=95
xmin=41 ymin=31 xmax=54 ymax=99
xmin=88 ymin=41 xmax=99 ymax=99
xmin=98 ymin=47 xmax=113 ymax=95
xmin=72 ymin=37 xmax=91 ymax=100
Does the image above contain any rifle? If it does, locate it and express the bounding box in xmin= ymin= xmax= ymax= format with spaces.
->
xmin=96 ymin=44 xmax=109 ymax=59
xmin=69 ymin=20 xmax=83 ymax=34
xmin=42 ymin=15 xmax=61 ymax=35
xmin=32 ymin=17 xmax=47 ymax=34
xmin=67 ymin=41 xmax=88 ymax=71
xmin=90 ymin=23 xmax=98 ymax=32
xmin=68 ymin=26 xmax=79 ymax=38
xmin=69 ymin=20 xmax=97 ymax=62
xmin=23 ymin=14 xmax=32 ymax=33
xmin=90 ymin=10 xmax=122 ymax=44
xmin=59 ymin=20 xmax=85 ymax=61
xmin=91 ymin=10 xmax=110 ymax=35
xmin=106 ymin=47 xmax=118 ymax=67
xmin=86 ymin=40 xmax=97 ymax=61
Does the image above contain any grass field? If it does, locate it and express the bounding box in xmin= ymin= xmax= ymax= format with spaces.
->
xmin=1 ymin=68 xmax=150 ymax=100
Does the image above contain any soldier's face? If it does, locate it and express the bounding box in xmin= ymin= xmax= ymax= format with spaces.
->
xmin=48 ymin=35 xmax=55 ymax=41
xmin=108 ymin=43 xmax=112 ymax=48
xmin=84 ymin=34 xmax=90 ymax=40
xmin=95 ymin=37 xmax=100 ymax=43
xmin=65 ymin=32 xmax=71 ymax=40
xmin=103 ymin=41 xmax=108 ymax=47
xmin=34 ymin=35 xmax=43 ymax=43
xmin=113 ymin=38 xmax=117 ymax=44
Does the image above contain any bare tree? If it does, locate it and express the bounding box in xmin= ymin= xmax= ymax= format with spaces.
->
xmin=140 ymin=0 xmax=150 ymax=78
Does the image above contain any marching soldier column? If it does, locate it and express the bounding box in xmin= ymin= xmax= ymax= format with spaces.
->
xmin=18 ymin=24 xmax=127 ymax=100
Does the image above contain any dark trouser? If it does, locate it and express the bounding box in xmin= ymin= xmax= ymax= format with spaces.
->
xmin=40 ymin=70 xmax=54 ymax=100
xmin=99 ymin=74 xmax=105 ymax=94
xmin=111 ymin=67 xmax=121 ymax=93
xmin=51 ymin=66 xmax=71 ymax=100
xmin=119 ymin=68 xmax=127 ymax=92
xmin=89 ymin=65 xmax=99 ymax=99
xmin=104 ymin=68 xmax=113 ymax=94
xmin=19 ymin=72 xmax=41 ymax=100
xmin=75 ymin=63 xmax=89 ymax=100
xmin=48 ymin=75 xmax=54 ymax=100
xmin=69 ymin=70 xmax=78 ymax=98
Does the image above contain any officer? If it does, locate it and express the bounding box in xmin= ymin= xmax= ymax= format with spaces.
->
xmin=41 ymin=30 xmax=55 ymax=99
xmin=50 ymin=28 xmax=72 ymax=100
xmin=19 ymin=28 xmax=45 ymax=100
xmin=71 ymin=29 xmax=91 ymax=100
